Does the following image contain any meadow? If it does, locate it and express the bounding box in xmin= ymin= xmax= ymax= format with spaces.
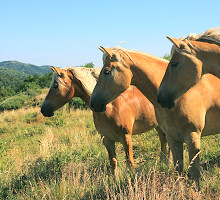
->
xmin=0 ymin=92 xmax=219 ymax=199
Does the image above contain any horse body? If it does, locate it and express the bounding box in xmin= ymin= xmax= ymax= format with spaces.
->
xmin=41 ymin=66 xmax=167 ymax=174
xmin=94 ymin=86 xmax=158 ymax=141
xmin=90 ymin=47 xmax=220 ymax=183
xmin=157 ymin=27 xmax=220 ymax=108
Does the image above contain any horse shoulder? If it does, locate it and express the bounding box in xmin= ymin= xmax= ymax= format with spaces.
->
xmin=176 ymin=74 xmax=220 ymax=130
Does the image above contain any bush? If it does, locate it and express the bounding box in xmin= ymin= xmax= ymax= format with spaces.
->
xmin=25 ymin=89 xmax=41 ymax=97
xmin=69 ymin=97 xmax=88 ymax=109
xmin=0 ymin=95 xmax=29 ymax=111
xmin=163 ymin=54 xmax=171 ymax=61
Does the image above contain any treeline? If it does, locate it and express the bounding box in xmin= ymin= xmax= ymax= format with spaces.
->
xmin=0 ymin=72 xmax=53 ymax=101
xmin=0 ymin=72 xmax=53 ymax=111
xmin=18 ymin=73 xmax=53 ymax=92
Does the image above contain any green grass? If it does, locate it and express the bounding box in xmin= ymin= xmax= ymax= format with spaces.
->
xmin=0 ymin=107 xmax=219 ymax=199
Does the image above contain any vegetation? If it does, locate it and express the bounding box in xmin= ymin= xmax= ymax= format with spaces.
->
xmin=0 ymin=59 xmax=219 ymax=198
xmin=0 ymin=61 xmax=50 ymax=76
xmin=0 ymin=61 xmax=51 ymax=101
xmin=80 ymin=62 xmax=95 ymax=68
xmin=0 ymin=95 xmax=29 ymax=111
xmin=163 ymin=54 xmax=171 ymax=61
xmin=0 ymin=106 xmax=219 ymax=199
xmin=0 ymin=61 xmax=93 ymax=110
xmin=0 ymin=72 xmax=53 ymax=111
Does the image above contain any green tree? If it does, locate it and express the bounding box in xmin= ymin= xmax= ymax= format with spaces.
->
xmin=82 ymin=62 xmax=94 ymax=68
xmin=163 ymin=54 xmax=171 ymax=61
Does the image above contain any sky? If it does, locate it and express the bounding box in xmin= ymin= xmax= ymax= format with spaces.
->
xmin=0 ymin=0 xmax=219 ymax=68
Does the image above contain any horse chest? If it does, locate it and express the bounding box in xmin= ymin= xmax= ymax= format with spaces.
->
xmin=155 ymin=108 xmax=202 ymax=140
xmin=93 ymin=113 xmax=127 ymax=142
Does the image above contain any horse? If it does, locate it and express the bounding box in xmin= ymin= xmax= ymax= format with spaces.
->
xmin=41 ymin=66 xmax=168 ymax=175
xmin=90 ymin=46 xmax=220 ymax=186
xmin=157 ymin=27 xmax=220 ymax=109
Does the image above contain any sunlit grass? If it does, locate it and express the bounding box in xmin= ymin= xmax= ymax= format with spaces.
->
xmin=0 ymin=106 xmax=219 ymax=199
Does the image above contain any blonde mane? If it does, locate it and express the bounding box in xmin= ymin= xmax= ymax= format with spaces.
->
xmin=170 ymin=27 xmax=220 ymax=56
xmin=186 ymin=27 xmax=220 ymax=45
xmin=62 ymin=67 xmax=101 ymax=96
xmin=102 ymin=46 xmax=168 ymax=64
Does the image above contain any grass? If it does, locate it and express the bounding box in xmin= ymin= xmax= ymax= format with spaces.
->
xmin=0 ymin=106 xmax=219 ymax=199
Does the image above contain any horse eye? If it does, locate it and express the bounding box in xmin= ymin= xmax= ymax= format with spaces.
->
xmin=104 ymin=68 xmax=111 ymax=75
xmin=171 ymin=61 xmax=178 ymax=67
xmin=54 ymin=83 xmax=58 ymax=88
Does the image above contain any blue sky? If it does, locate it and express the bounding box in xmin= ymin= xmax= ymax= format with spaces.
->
xmin=0 ymin=0 xmax=219 ymax=68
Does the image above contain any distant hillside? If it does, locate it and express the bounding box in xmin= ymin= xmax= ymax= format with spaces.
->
xmin=0 ymin=61 xmax=51 ymax=78
xmin=0 ymin=61 xmax=51 ymax=100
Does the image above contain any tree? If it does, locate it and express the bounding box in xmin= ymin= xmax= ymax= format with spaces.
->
xmin=82 ymin=62 xmax=94 ymax=68
xmin=163 ymin=54 xmax=171 ymax=61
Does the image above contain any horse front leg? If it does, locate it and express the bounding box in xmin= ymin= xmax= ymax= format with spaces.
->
xmin=102 ymin=136 xmax=117 ymax=175
xmin=155 ymin=127 xmax=169 ymax=163
xmin=185 ymin=132 xmax=201 ymax=188
xmin=167 ymin=138 xmax=184 ymax=174
xmin=121 ymin=134 xmax=135 ymax=169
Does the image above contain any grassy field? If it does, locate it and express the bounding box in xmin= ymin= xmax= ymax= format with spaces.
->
xmin=0 ymin=104 xmax=219 ymax=199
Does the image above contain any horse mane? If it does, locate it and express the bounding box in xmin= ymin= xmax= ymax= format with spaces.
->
xmin=186 ymin=27 xmax=220 ymax=45
xmin=103 ymin=47 xmax=168 ymax=64
xmin=63 ymin=67 xmax=101 ymax=96
xmin=170 ymin=27 xmax=220 ymax=56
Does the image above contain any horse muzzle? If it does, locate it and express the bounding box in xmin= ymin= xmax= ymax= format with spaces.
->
xmin=90 ymin=95 xmax=107 ymax=112
xmin=41 ymin=103 xmax=54 ymax=117
xmin=157 ymin=90 xmax=175 ymax=109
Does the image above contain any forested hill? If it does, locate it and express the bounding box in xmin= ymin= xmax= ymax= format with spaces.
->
xmin=0 ymin=61 xmax=51 ymax=78
xmin=0 ymin=61 xmax=51 ymax=100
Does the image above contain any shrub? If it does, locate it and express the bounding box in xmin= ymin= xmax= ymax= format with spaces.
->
xmin=163 ymin=54 xmax=171 ymax=61
xmin=0 ymin=95 xmax=29 ymax=111
xmin=69 ymin=97 xmax=88 ymax=109
xmin=25 ymin=89 xmax=41 ymax=97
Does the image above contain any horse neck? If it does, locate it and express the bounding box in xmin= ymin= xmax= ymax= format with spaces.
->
xmin=129 ymin=53 xmax=168 ymax=106
xmin=72 ymin=80 xmax=91 ymax=106
xmin=193 ymin=41 xmax=220 ymax=76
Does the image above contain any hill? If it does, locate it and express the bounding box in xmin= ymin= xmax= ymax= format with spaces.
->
xmin=0 ymin=61 xmax=51 ymax=77
xmin=0 ymin=61 xmax=51 ymax=100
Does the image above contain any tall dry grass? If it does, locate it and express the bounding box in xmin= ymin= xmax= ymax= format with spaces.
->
xmin=0 ymin=106 xmax=219 ymax=199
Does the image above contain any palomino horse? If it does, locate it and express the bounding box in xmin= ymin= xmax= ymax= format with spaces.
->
xmin=90 ymin=46 xmax=220 ymax=185
xmin=41 ymin=66 xmax=168 ymax=175
xmin=157 ymin=27 xmax=220 ymax=108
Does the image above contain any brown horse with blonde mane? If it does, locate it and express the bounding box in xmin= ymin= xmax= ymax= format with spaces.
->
xmin=157 ymin=27 xmax=220 ymax=108
xmin=41 ymin=66 xmax=167 ymax=175
xmin=90 ymin=46 xmax=220 ymax=185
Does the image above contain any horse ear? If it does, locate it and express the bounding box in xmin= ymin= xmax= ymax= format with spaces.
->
xmin=98 ymin=46 xmax=113 ymax=58
xmin=67 ymin=69 xmax=74 ymax=80
xmin=166 ymin=36 xmax=182 ymax=49
xmin=50 ymin=66 xmax=62 ymax=76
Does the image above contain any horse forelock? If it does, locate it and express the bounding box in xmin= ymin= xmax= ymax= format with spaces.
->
xmin=52 ymin=72 xmax=70 ymax=91
xmin=102 ymin=46 xmax=168 ymax=67
xmin=171 ymin=44 xmax=193 ymax=58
